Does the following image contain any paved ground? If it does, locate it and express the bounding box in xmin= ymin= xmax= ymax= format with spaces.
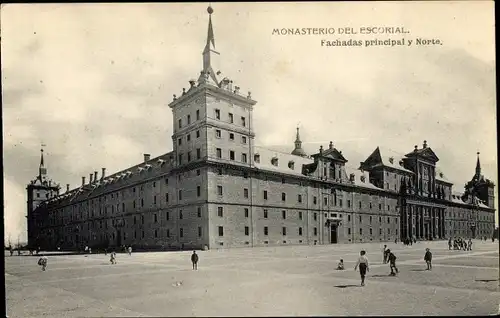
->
xmin=5 ymin=240 xmax=500 ymax=317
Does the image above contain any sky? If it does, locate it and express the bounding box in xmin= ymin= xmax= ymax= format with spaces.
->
xmin=1 ymin=2 xmax=497 ymax=244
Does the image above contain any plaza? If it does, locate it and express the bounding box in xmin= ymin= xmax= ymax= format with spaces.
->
xmin=5 ymin=240 xmax=499 ymax=317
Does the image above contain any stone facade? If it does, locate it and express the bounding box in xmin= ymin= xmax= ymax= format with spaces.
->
xmin=25 ymin=7 xmax=497 ymax=251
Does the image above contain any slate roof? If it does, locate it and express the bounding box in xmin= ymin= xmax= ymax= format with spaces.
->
xmin=253 ymin=146 xmax=314 ymax=177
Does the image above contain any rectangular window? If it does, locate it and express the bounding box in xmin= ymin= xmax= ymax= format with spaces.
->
xmin=299 ymin=227 xmax=303 ymax=236
xmin=178 ymin=118 xmax=182 ymax=129
xmin=314 ymin=213 xmax=317 ymax=221
xmin=215 ymin=109 xmax=220 ymax=120
xmin=298 ymin=194 xmax=302 ymax=203
xmin=229 ymin=113 xmax=234 ymax=123
xmin=282 ymin=227 xmax=287 ymax=236
xmin=241 ymin=153 xmax=247 ymax=163
xmin=197 ymin=169 xmax=200 ymax=176
xmin=134 ymin=216 xmax=137 ymax=224
xmin=196 ymin=186 xmax=201 ymax=197
xmin=387 ymin=217 xmax=390 ymax=224
xmin=324 ymin=197 xmax=328 ymax=205
xmin=299 ymin=211 xmax=303 ymax=220
xmin=180 ymin=228 xmax=184 ymax=237
xmin=198 ymin=227 xmax=202 ymax=237
xmin=141 ymin=215 xmax=144 ymax=224
xmin=379 ymin=228 xmax=382 ymax=235
xmin=370 ymin=228 xmax=373 ymax=235
xmin=216 ymin=129 xmax=221 ymax=138
xmin=244 ymin=188 xmax=249 ymax=198
xmin=216 ymin=148 xmax=222 ymax=158
xmin=314 ymin=227 xmax=318 ymax=236
xmin=244 ymin=208 xmax=249 ymax=218
xmin=379 ymin=204 xmax=382 ymax=210
xmin=282 ymin=210 xmax=286 ymax=219
xmin=179 ymin=210 xmax=183 ymax=219
xmin=241 ymin=116 xmax=246 ymax=127
xmin=229 ymin=133 xmax=235 ymax=140
xmin=263 ymin=209 xmax=268 ymax=218
xmin=282 ymin=192 xmax=286 ymax=201
xmin=218 ymin=226 xmax=224 ymax=236
xmin=154 ymin=229 xmax=158 ymax=238
xmin=154 ymin=213 xmax=158 ymax=223
xmin=242 ymin=136 xmax=247 ymax=144
xmin=197 ymin=207 xmax=202 ymax=218
xmin=264 ymin=226 xmax=268 ymax=236
xmin=218 ymin=207 xmax=223 ymax=217
xmin=141 ymin=198 xmax=144 ymax=207
xmin=360 ymin=228 xmax=363 ymax=235
xmin=187 ymin=134 xmax=191 ymax=142
xmin=359 ymin=215 xmax=362 ymax=223
xmin=166 ymin=193 xmax=169 ymax=203
xmin=313 ymin=196 xmax=317 ymax=204
xmin=347 ymin=200 xmax=351 ymax=208
xmin=197 ymin=148 xmax=201 ymax=159
xmin=263 ymin=190 xmax=268 ymax=200
xmin=196 ymin=109 xmax=200 ymax=120
xmin=339 ymin=199 xmax=343 ymax=207
xmin=187 ymin=115 xmax=191 ymax=125
xmin=178 ymin=154 xmax=183 ymax=164
xmin=196 ymin=130 xmax=200 ymax=138
xmin=178 ymin=190 xmax=182 ymax=200
xmin=217 ymin=186 xmax=223 ymax=196
xmin=388 ymin=229 xmax=391 ymax=235
xmin=229 ymin=151 xmax=235 ymax=160
xmin=166 ymin=211 xmax=170 ymax=220
xmin=348 ymin=228 xmax=351 ymax=235
xmin=245 ymin=226 xmax=249 ymax=236
xmin=370 ymin=216 xmax=372 ymax=224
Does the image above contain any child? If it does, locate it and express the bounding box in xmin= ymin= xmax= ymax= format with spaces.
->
xmin=382 ymin=245 xmax=388 ymax=264
xmin=424 ymin=248 xmax=432 ymax=270
xmin=38 ymin=255 xmax=48 ymax=271
xmin=354 ymin=250 xmax=369 ymax=286
xmin=337 ymin=259 xmax=345 ymax=270
xmin=387 ymin=249 xmax=398 ymax=276
xmin=191 ymin=251 xmax=199 ymax=270
xmin=110 ymin=251 xmax=117 ymax=265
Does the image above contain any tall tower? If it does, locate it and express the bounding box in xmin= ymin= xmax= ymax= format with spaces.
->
xmin=168 ymin=6 xmax=257 ymax=169
xmin=26 ymin=146 xmax=60 ymax=247
xmin=466 ymin=152 xmax=495 ymax=208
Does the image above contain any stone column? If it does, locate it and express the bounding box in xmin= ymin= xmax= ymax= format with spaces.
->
xmin=432 ymin=208 xmax=436 ymax=238
xmin=416 ymin=211 xmax=420 ymax=238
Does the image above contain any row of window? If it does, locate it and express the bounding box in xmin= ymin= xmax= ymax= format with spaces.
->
xmin=177 ymin=109 xmax=247 ymax=130
xmin=348 ymin=227 xmax=398 ymax=236
xmin=215 ymin=129 xmax=248 ymax=144
xmin=177 ymin=130 xmax=202 ymax=146
xmin=215 ymin=148 xmax=249 ymax=163
xmin=216 ymin=226 xmax=317 ymax=237
xmin=214 ymin=109 xmax=246 ymax=127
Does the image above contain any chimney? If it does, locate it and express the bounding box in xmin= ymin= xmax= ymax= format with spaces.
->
xmin=414 ymin=145 xmax=418 ymax=152
xmin=329 ymin=141 xmax=333 ymax=149
xmin=89 ymin=173 xmax=93 ymax=184
xmin=319 ymin=145 xmax=323 ymax=154
xmin=81 ymin=176 xmax=86 ymax=186
xmin=423 ymin=140 xmax=427 ymax=148
xmin=349 ymin=173 xmax=355 ymax=182
xmin=94 ymin=171 xmax=98 ymax=182
xmin=101 ymin=168 xmax=106 ymax=179
xmin=66 ymin=184 xmax=70 ymax=192
xmin=144 ymin=154 xmax=151 ymax=162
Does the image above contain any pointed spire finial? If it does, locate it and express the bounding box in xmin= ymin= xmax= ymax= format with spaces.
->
xmin=475 ymin=151 xmax=481 ymax=177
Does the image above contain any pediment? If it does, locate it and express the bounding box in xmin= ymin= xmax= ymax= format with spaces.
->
xmin=419 ymin=147 xmax=439 ymax=162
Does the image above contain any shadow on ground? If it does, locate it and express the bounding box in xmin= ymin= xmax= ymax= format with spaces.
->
xmin=334 ymin=284 xmax=361 ymax=288
xmin=475 ymin=279 xmax=499 ymax=283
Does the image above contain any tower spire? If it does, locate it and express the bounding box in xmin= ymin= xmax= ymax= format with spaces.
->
xmin=199 ymin=5 xmax=221 ymax=86
xmin=475 ymin=151 xmax=481 ymax=177
xmin=39 ymin=144 xmax=48 ymax=182
xmin=291 ymin=126 xmax=307 ymax=157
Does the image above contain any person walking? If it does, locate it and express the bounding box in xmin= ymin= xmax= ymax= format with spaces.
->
xmin=468 ymin=238 xmax=472 ymax=251
xmin=424 ymin=248 xmax=432 ymax=270
xmin=382 ymin=245 xmax=388 ymax=264
xmin=128 ymin=246 xmax=132 ymax=256
xmin=354 ymin=250 xmax=369 ymax=286
xmin=110 ymin=251 xmax=117 ymax=265
xmin=387 ymin=249 xmax=399 ymax=276
xmin=448 ymin=238 xmax=452 ymax=250
xmin=191 ymin=251 xmax=199 ymax=270
xmin=38 ymin=254 xmax=48 ymax=271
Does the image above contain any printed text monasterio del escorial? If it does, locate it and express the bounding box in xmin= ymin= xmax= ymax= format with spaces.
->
xmin=272 ymin=27 xmax=409 ymax=36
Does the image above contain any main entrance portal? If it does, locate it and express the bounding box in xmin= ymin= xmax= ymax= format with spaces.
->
xmin=330 ymin=225 xmax=338 ymax=244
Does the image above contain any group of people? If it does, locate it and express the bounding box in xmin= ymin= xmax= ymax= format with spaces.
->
xmin=402 ymin=237 xmax=416 ymax=246
xmin=448 ymin=237 xmax=473 ymax=251
xmin=337 ymin=244 xmax=433 ymax=286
